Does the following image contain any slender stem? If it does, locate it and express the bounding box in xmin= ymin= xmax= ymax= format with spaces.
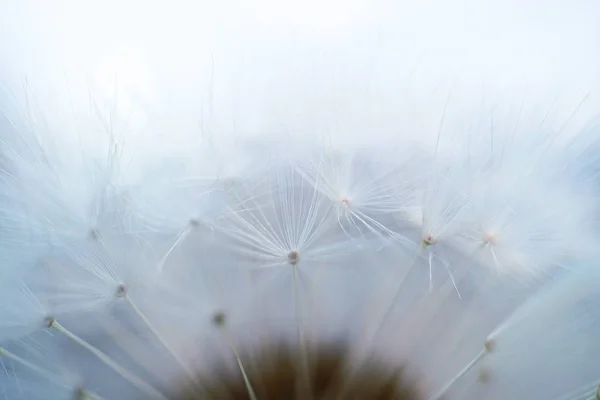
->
xmin=50 ymin=320 xmax=169 ymax=400
xmin=0 ymin=346 xmax=64 ymax=386
xmin=292 ymin=263 xmax=312 ymax=399
xmin=428 ymin=349 xmax=487 ymax=400
xmin=220 ymin=326 xmax=259 ymax=400
xmin=325 ymin=249 xmax=424 ymax=400
xmin=0 ymin=347 xmax=106 ymax=400
xmin=157 ymin=228 xmax=191 ymax=272
xmin=125 ymin=295 xmax=200 ymax=385
xmin=76 ymin=387 xmax=106 ymax=400
xmin=369 ymin=247 xmax=423 ymax=342
xmin=232 ymin=348 xmax=259 ymax=400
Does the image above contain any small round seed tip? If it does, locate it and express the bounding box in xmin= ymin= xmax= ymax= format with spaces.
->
xmin=287 ymin=250 xmax=300 ymax=264
xmin=45 ymin=316 xmax=55 ymax=328
xmin=116 ymin=284 xmax=127 ymax=297
xmin=213 ymin=311 xmax=226 ymax=327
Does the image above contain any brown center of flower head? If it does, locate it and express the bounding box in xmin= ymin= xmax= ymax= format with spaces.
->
xmin=172 ymin=313 xmax=424 ymax=400
xmin=173 ymin=344 xmax=423 ymax=400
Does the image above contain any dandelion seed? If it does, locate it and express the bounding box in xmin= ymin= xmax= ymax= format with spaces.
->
xmin=287 ymin=250 xmax=300 ymax=265
xmin=0 ymin=338 xmax=105 ymax=400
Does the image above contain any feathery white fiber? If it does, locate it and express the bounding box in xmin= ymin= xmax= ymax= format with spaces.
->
xmin=2 ymin=0 xmax=600 ymax=399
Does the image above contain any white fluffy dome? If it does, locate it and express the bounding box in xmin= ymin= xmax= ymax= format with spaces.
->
xmin=1 ymin=1 xmax=600 ymax=399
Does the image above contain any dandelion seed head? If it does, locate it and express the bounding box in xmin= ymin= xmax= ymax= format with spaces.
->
xmin=44 ymin=316 xmax=55 ymax=329
xmin=212 ymin=311 xmax=226 ymax=327
xmin=482 ymin=232 xmax=498 ymax=246
xmin=287 ymin=250 xmax=300 ymax=265
xmin=339 ymin=195 xmax=352 ymax=209
xmin=2 ymin=1 xmax=600 ymax=399
xmin=422 ymin=235 xmax=436 ymax=247
xmin=115 ymin=283 xmax=127 ymax=298
xmin=87 ymin=228 xmax=100 ymax=242
xmin=484 ymin=338 xmax=495 ymax=353
xmin=477 ymin=369 xmax=491 ymax=383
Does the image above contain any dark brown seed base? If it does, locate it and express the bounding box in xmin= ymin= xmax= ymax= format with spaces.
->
xmin=174 ymin=341 xmax=424 ymax=400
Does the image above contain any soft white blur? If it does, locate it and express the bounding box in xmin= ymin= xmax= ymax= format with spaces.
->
xmin=2 ymin=0 xmax=600 ymax=152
